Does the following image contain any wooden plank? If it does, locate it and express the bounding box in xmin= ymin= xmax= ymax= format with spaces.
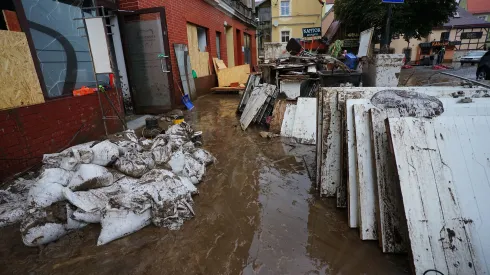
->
xmin=292 ymin=98 xmax=317 ymax=145
xmin=213 ymin=58 xmax=227 ymax=71
xmin=371 ymin=98 xmax=490 ymax=253
xmin=0 ymin=30 xmax=44 ymax=110
xmin=319 ymin=87 xmax=490 ymax=199
xmin=210 ymin=86 xmax=244 ymax=92
xmin=315 ymin=88 xmax=324 ymax=190
xmin=269 ymin=99 xmax=296 ymax=134
xmin=217 ymin=65 xmax=251 ymax=87
xmin=186 ymin=24 xmax=209 ymax=77
xmin=388 ymin=117 xmax=487 ymax=274
xmin=281 ymin=104 xmax=297 ymax=137
xmin=240 ymin=84 xmax=275 ymax=130
xmin=353 ymin=104 xmax=378 ymax=240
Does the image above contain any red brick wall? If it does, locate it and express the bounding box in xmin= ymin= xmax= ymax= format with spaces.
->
xmin=0 ymin=90 xmax=124 ymax=181
xmin=119 ymin=0 xmax=257 ymax=106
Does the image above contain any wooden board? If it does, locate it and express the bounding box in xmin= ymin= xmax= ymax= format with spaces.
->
xmin=353 ymin=104 xmax=378 ymax=240
xmin=210 ymin=86 xmax=244 ymax=92
xmin=0 ymin=30 xmax=44 ymax=110
xmin=371 ymin=98 xmax=490 ymax=253
xmin=292 ymin=98 xmax=317 ymax=145
xmin=240 ymin=84 xmax=275 ymax=130
xmin=345 ymin=99 xmax=372 ymax=227
xmin=212 ymin=58 xmax=227 ymax=71
xmin=186 ymin=24 xmax=209 ymax=77
xmin=388 ymin=116 xmax=489 ymax=275
xmin=270 ymin=99 xmax=296 ymax=134
xmin=281 ymin=104 xmax=297 ymax=137
xmin=217 ymin=65 xmax=251 ymax=87
xmin=318 ymin=87 xmax=490 ymax=199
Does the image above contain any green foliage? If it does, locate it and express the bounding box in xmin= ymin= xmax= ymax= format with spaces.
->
xmin=329 ymin=40 xmax=344 ymax=57
xmin=334 ymin=0 xmax=458 ymax=44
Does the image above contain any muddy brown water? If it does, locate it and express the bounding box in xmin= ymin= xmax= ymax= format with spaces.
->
xmin=0 ymin=95 xmax=409 ymax=275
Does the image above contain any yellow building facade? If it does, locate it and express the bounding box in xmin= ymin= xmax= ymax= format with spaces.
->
xmin=270 ymin=0 xmax=324 ymax=43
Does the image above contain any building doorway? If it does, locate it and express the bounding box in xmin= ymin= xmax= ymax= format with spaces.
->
xmin=119 ymin=8 xmax=173 ymax=114
xmin=244 ymin=33 xmax=251 ymax=65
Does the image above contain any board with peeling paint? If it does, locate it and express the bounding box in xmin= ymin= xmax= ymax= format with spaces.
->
xmin=281 ymin=104 xmax=297 ymax=137
xmin=388 ymin=117 xmax=489 ymax=275
xmin=353 ymin=105 xmax=378 ymax=240
xmin=371 ymin=98 xmax=490 ymax=253
xmin=318 ymin=87 xmax=490 ymax=199
xmin=292 ymin=98 xmax=317 ymax=145
xmin=344 ymin=99 xmax=372 ymax=226
xmin=240 ymin=84 xmax=275 ymax=130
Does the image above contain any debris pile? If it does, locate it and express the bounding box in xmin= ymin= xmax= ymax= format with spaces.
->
xmin=317 ymin=86 xmax=490 ymax=273
xmin=0 ymin=122 xmax=215 ymax=246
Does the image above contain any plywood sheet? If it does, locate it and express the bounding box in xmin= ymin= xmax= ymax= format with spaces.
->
xmin=353 ymin=104 xmax=377 ymax=240
xmin=217 ymin=65 xmax=250 ymax=87
xmin=213 ymin=58 xmax=227 ymax=71
xmin=186 ymin=24 xmax=209 ymax=77
xmin=292 ymin=98 xmax=317 ymax=145
xmin=0 ymin=30 xmax=44 ymax=110
xmin=269 ymin=99 xmax=296 ymax=134
xmin=388 ymin=116 xmax=489 ymax=275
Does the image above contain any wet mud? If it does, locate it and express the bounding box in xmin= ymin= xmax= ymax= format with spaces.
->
xmin=0 ymin=95 xmax=409 ymax=275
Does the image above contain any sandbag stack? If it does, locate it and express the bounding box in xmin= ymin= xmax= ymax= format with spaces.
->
xmin=0 ymin=122 xmax=215 ymax=246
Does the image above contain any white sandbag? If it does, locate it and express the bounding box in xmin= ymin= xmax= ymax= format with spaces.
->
xmin=38 ymin=168 xmax=73 ymax=187
xmin=27 ymin=181 xmax=65 ymax=208
xmin=191 ymin=148 xmax=216 ymax=166
xmin=97 ymin=206 xmax=151 ymax=246
xmin=168 ymin=151 xmax=205 ymax=184
xmin=168 ymin=150 xmax=186 ymax=174
xmin=22 ymin=223 xmax=68 ymax=246
xmin=60 ymin=156 xmax=80 ymax=171
xmin=115 ymin=140 xmax=142 ymax=155
xmin=42 ymin=142 xmax=94 ymax=168
xmin=68 ymin=164 xmax=114 ymax=191
xmin=0 ymin=203 xmax=25 ymax=227
xmin=71 ymin=209 xmax=101 ymax=224
xmin=91 ymin=140 xmax=119 ymax=166
xmin=114 ymin=151 xmax=155 ymax=178
xmin=72 ymin=148 xmax=94 ymax=164
xmin=66 ymin=204 xmax=87 ymax=230
xmin=62 ymin=188 xmax=108 ymax=213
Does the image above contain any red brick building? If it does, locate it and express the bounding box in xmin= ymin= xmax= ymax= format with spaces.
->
xmin=0 ymin=0 xmax=257 ymax=181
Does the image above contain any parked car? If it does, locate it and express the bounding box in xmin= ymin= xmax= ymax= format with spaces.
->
xmin=460 ymin=50 xmax=487 ymax=65
xmin=476 ymin=50 xmax=490 ymax=80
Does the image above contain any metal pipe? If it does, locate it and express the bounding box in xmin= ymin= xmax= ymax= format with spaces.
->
xmin=428 ymin=71 xmax=490 ymax=89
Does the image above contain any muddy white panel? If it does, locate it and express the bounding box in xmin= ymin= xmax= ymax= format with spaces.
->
xmin=344 ymin=99 xmax=372 ymax=227
xmin=319 ymin=87 xmax=490 ymax=199
xmin=388 ymin=117 xmax=489 ymax=275
xmin=240 ymin=85 xmax=273 ymax=130
xmin=280 ymin=80 xmax=301 ymax=99
xmin=353 ymin=105 xmax=377 ymax=240
xmin=281 ymin=104 xmax=297 ymax=137
xmin=85 ymin=18 xmax=112 ymax=74
xmin=292 ymin=98 xmax=317 ymax=144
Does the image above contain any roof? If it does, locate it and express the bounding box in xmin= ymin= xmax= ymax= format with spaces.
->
xmin=443 ymin=7 xmax=490 ymax=28
xmin=255 ymin=0 xmax=269 ymax=8
xmin=467 ymin=0 xmax=490 ymax=14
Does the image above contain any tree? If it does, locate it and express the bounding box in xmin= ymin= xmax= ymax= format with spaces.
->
xmin=334 ymin=0 xmax=458 ymax=52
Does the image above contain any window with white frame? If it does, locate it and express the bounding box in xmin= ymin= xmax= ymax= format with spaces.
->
xmin=478 ymin=15 xmax=488 ymax=21
xmin=280 ymin=0 xmax=290 ymax=16
xmin=281 ymin=31 xmax=290 ymax=43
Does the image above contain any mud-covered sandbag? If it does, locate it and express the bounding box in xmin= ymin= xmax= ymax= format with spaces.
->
xmin=114 ymin=151 xmax=155 ymax=178
xmin=151 ymin=144 xmax=172 ymax=165
xmin=66 ymin=204 xmax=87 ymax=230
xmin=166 ymin=122 xmax=194 ymax=138
xmin=62 ymin=188 xmax=109 ymax=213
xmin=67 ymin=164 xmax=114 ymax=191
xmin=168 ymin=150 xmax=206 ymax=184
xmin=38 ymin=168 xmax=73 ymax=187
xmin=42 ymin=142 xmax=95 ymax=169
xmin=91 ymin=140 xmax=119 ymax=166
xmin=72 ymin=148 xmax=94 ymax=164
xmin=21 ymin=203 xmax=69 ymax=246
xmin=71 ymin=208 xmax=101 ymax=224
xmin=191 ymin=148 xmax=216 ymax=166
xmin=97 ymin=206 xmax=151 ymax=246
xmin=179 ymin=176 xmax=198 ymax=195
xmin=0 ymin=203 xmax=25 ymax=227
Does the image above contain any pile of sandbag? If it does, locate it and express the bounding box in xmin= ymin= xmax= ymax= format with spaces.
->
xmin=0 ymin=122 xmax=216 ymax=246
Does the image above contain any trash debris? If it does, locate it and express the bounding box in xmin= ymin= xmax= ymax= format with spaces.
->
xmin=259 ymin=131 xmax=280 ymax=139
xmin=1 ymin=122 xmax=216 ymax=246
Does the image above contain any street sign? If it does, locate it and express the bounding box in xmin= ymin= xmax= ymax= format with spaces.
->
xmin=302 ymin=27 xmax=321 ymax=37
xmin=382 ymin=0 xmax=404 ymax=3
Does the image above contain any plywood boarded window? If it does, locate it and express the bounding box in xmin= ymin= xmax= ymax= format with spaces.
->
xmin=186 ymin=23 xmax=210 ymax=78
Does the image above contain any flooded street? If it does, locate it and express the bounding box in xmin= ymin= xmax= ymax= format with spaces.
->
xmin=0 ymin=95 xmax=409 ymax=275
xmin=399 ymin=65 xmax=490 ymax=87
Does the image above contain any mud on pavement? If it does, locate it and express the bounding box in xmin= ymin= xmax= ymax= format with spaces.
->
xmin=0 ymin=95 xmax=409 ymax=275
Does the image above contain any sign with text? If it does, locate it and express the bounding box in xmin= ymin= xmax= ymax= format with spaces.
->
xmin=382 ymin=0 xmax=404 ymax=3
xmin=302 ymin=27 xmax=321 ymax=37
xmin=461 ymin=32 xmax=483 ymax=40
